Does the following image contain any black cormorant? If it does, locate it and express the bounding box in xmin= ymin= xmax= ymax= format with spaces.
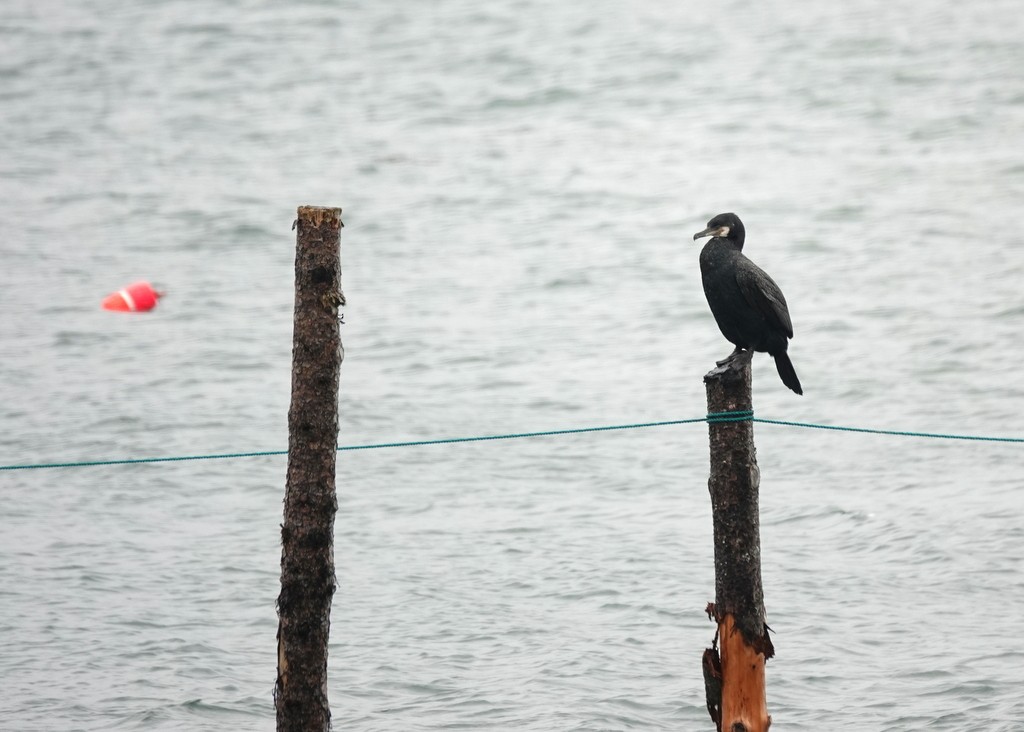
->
xmin=693 ymin=212 xmax=802 ymax=395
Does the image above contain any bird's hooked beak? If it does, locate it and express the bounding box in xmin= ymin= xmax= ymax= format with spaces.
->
xmin=693 ymin=225 xmax=730 ymax=241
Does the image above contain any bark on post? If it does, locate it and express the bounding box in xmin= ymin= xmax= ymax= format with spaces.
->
xmin=276 ymin=205 xmax=345 ymax=732
xmin=702 ymin=351 xmax=773 ymax=732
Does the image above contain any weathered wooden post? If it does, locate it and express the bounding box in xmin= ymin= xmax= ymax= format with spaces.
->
xmin=276 ymin=205 xmax=345 ymax=732
xmin=701 ymin=351 xmax=773 ymax=732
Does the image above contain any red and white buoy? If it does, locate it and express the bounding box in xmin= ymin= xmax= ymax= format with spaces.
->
xmin=101 ymin=281 xmax=162 ymax=312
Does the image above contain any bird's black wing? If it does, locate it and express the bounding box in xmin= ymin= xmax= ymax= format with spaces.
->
xmin=735 ymin=263 xmax=794 ymax=338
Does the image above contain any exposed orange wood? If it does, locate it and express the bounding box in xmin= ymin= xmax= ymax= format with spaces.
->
xmin=719 ymin=614 xmax=770 ymax=732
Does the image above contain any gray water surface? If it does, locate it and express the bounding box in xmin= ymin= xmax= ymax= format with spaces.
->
xmin=2 ymin=1 xmax=1024 ymax=729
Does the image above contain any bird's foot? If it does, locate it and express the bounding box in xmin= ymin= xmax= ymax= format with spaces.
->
xmin=715 ymin=347 xmax=747 ymax=367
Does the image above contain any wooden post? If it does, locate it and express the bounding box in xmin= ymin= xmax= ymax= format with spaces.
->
xmin=276 ymin=206 xmax=345 ymax=732
xmin=701 ymin=351 xmax=773 ymax=732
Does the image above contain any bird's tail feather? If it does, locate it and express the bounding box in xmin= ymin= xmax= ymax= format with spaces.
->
xmin=773 ymin=351 xmax=803 ymax=395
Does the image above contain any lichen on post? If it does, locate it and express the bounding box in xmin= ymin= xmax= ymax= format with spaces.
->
xmin=276 ymin=205 xmax=345 ymax=732
xmin=702 ymin=351 xmax=773 ymax=732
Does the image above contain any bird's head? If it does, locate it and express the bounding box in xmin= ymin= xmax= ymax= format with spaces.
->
xmin=693 ymin=212 xmax=745 ymax=248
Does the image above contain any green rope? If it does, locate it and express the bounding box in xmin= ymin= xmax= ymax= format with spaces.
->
xmin=1 ymin=411 xmax=1021 ymax=472
xmin=752 ymin=417 xmax=1024 ymax=443
xmin=0 ymin=450 xmax=289 ymax=471
xmin=706 ymin=410 xmax=754 ymax=424
xmin=336 ymin=416 xmax=722 ymax=451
